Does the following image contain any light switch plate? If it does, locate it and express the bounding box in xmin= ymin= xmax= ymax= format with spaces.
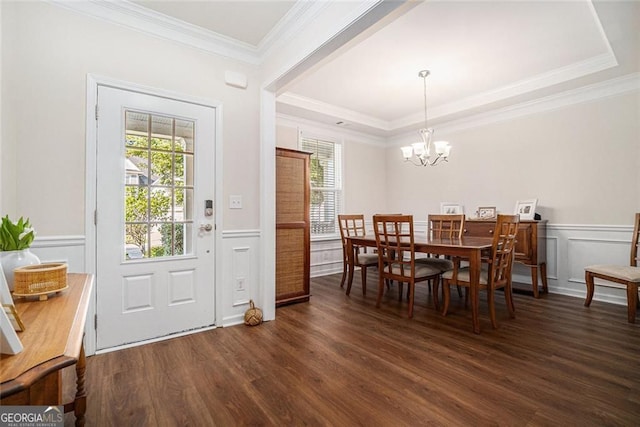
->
xmin=230 ymin=195 xmax=242 ymax=209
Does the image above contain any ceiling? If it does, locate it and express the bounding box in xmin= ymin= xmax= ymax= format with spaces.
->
xmin=71 ymin=1 xmax=640 ymax=138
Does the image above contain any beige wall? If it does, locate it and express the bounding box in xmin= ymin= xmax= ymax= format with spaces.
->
xmin=278 ymin=90 xmax=639 ymax=227
xmin=342 ymin=138 xmax=388 ymax=218
xmin=278 ymin=92 xmax=640 ymax=225
xmin=385 ymin=92 xmax=640 ymax=225
xmin=1 ymin=1 xmax=261 ymax=235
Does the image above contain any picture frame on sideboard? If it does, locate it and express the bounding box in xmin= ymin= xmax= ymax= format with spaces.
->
xmin=514 ymin=199 xmax=538 ymax=220
xmin=440 ymin=202 xmax=464 ymax=215
xmin=477 ymin=206 xmax=497 ymax=219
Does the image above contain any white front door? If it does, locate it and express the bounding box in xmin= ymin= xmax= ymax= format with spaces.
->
xmin=95 ymin=85 xmax=216 ymax=350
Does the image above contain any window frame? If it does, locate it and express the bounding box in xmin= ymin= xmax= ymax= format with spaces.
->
xmin=298 ymin=130 xmax=344 ymax=241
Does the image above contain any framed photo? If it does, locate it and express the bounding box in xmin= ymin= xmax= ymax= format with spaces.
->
xmin=440 ymin=202 xmax=464 ymax=215
xmin=0 ymin=264 xmax=23 ymax=354
xmin=477 ymin=206 xmax=496 ymax=219
xmin=1 ymin=303 xmax=23 ymax=354
xmin=515 ymin=199 xmax=537 ymax=220
xmin=3 ymin=304 xmax=25 ymax=331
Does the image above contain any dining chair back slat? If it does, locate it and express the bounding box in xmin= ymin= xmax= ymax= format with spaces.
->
xmin=428 ymin=214 xmax=465 ymax=239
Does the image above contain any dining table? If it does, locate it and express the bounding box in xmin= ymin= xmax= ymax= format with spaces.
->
xmin=345 ymin=234 xmax=494 ymax=334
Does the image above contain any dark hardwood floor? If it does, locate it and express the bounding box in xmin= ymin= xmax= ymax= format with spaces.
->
xmin=66 ymin=272 xmax=640 ymax=426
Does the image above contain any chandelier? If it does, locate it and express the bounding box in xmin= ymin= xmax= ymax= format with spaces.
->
xmin=401 ymin=70 xmax=451 ymax=166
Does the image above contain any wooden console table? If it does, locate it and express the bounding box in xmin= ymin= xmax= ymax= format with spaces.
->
xmin=464 ymin=219 xmax=548 ymax=297
xmin=1 ymin=273 xmax=93 ymax=426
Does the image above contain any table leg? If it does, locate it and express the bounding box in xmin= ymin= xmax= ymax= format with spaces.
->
xmin=469 ymin=249 xmax=481 ymax=334
xmin=530 ymin=266 xmax=540 ymax=298
xmin=74 ymin=343 xmax=87 ymax=427
xmin=540 ymin=262 xmax=548 ymax=294
xmin=345 ymin=240 xmax=355 ymax=296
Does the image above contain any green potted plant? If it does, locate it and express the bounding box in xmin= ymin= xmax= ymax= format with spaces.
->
xmin=0 ymin=215 xmax=40 ymax=291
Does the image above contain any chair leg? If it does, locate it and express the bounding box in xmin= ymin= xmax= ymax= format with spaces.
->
xmin=398 ymin=283 xmax=404 ymax=301
xmin=376 ymin=274 xmax=385 ymax=308
xmin=487 ymin=286 xmax=498 ymax=329
xmin=505 ymin=283 xmax=516 ymax=318
xmin=408 ymin=282 xmax=415 ymax=318
xmin=442 ymin=279 xmax=451 ymax=316
xmin=456 ymin=285 xmax=463 ymax=298
xmin=432 ymin=276 xmax=441 ymax=310
xmin=627 ymin=282 xmax=638 ymax=323
xmin=340 ymin=258 xmax=347 ymax=288
xmin=584 ymin=271 xmax=595 ymax=307
xmin=361 ymin=266 xmax=367 ymax=296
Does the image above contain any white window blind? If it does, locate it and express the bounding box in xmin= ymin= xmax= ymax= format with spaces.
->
xmin=301 ymin=135 xmax=343 ymax=237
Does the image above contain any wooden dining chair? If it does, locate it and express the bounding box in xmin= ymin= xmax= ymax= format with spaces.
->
xmin=416 ymin=214 xmax=465 ymax=306
xmin=338 ymin=214 xmax=379 ymax=296
xmin=584 ymin=213 xmax=640 ymax=323
xmin=441 ymin=214 xmax=520 ymax=329
xmin=418 ymin=214 xmax=465 ymax=271
xmin=373 ymin=214 xmax=441 ymax=318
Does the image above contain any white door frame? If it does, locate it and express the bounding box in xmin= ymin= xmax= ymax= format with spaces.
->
xmin=84 ymin=74 xmax=224 ymax=356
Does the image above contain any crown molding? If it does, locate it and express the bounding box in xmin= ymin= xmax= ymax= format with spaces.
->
xmin=389 ymin=72 xmax=640 ymax=144
xmin=277 ymin=93 xmax=392 ymax=131
xmin=49 ymin=0 xmax=260 ymax=63
xmin=47 ymin=0 xmax=331 ymax=65
xmin=279 ymin=50 xmax=620 ymax=134
xmin=257 ymin=1 xmax=332 ymax=62
xmin=276 ymin=113 xmax=387 ymax=147
xmin=392 ymin=52 xmax=619 ymax=130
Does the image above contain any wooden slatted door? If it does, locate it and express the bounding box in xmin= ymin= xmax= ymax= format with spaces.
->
xmin=275 ymin=148 xmax=310 ymax=306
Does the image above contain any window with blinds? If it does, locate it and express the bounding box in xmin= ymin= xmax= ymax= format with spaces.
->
xmin=300 ymin=135 xmax=343 ymax=237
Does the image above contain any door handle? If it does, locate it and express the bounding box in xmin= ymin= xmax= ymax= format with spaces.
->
xmin=199 ymin=223 xmax=213 ymax=232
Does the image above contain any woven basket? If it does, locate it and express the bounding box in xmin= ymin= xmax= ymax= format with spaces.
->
xmin=244 ymin=300 xmax=263 ymax=326
xmin=13 ymin=263 xmax=68 ymax=300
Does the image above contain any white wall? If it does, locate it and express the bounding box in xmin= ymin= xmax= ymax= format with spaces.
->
xmin=1 ymin=1 xmax=261 ymax=233
xmin=1 ymin=2 xmax=265 ymax=344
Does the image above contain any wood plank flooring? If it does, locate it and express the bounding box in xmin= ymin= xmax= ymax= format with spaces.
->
xmin=66 ymin=272 xmax=640 ymax=426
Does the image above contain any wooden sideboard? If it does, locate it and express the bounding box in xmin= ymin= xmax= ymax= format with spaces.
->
xmin=1 ymin=273 xmax=93 ymax=426
xmin=464 ymin=219 xmax=548 ymax=297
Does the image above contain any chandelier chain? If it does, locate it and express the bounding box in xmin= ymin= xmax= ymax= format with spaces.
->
xmin=423 ymin=72 xmax=428 ymax=129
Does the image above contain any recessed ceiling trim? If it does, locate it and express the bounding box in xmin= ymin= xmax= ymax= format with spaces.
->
xmin=390 ymin=72 xmax=640 ymax=145
xmin=277 ymin=92 xmax=392 ymax=131
xmin=391 ymin=52 xmax=619 ymax=130
xmin=277 ymin=113 xmax=387 ymax=147
xmin=280 ymin=48 xmax=620 ymax=134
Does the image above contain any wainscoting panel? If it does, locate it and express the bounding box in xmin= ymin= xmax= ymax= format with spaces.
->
xmin=221 ymin=230 xmax=261 ymax=327
xmin=310 ymin=238 xmax=344 ymax=278
xmin=309 ymin=222 xmax=636 ymax=308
